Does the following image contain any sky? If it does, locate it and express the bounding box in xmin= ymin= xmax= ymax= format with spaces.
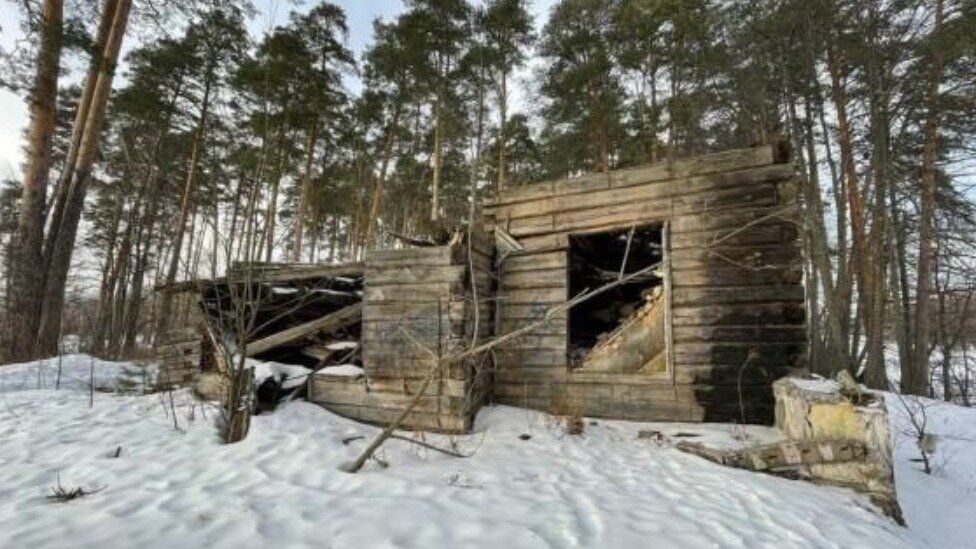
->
xmin=0 ymin=0 xmax=556 ymax=182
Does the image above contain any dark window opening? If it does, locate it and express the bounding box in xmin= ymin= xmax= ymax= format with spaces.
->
xmin=568 ymin=224 xmax=667 ymax=374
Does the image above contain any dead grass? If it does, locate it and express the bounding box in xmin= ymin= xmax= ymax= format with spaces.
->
xmin=46 ymin=473 xmax=105 ymax=503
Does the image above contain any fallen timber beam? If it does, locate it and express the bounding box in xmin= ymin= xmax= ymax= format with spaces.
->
xmin=245 ymin=302 xmax=363 ymax=357
xmin=675 ymin=438 xmax=868 ymax=472
xmin=154 ymin=261 xmax=365 ymax=293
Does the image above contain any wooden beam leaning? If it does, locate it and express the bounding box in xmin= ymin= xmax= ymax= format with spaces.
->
xmin=244 ymin=302 xmax=363 ymax=356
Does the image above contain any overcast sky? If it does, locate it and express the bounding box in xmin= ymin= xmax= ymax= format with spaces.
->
xmin=0 ymin=0 xmax=555 ymax=182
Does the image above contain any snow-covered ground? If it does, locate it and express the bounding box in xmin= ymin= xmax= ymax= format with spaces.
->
xmin=1 ymin=356 xmax=974 ymax=548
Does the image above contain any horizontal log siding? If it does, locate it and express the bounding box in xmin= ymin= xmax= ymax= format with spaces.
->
xmin=485 ymin=144 xmax=805 ymax=423
xmin=308 ymin=240 xmax=494 ymax=432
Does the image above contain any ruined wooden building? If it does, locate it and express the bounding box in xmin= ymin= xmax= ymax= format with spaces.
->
xmin=176 ymin=143 xmax=806 ymax=432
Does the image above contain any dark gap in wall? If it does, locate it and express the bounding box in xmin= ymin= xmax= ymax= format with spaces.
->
xmin=568 ymin=224 xmax=664 ymax=369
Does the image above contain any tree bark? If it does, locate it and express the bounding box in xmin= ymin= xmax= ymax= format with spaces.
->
xmin=910 ymin=0 xmax=944 ymax=397
xmin=156 ymin=71 xmax=212 ymax=335
xmin=431 ymin=93 xmax=443 ymax=222
xmin=6 ymin=0 xmax=64 ymax=361
xmin=36 ymin=0 xmax=131 ymax=356
xmin=496 ymin=70 xmax=507 ymax=192
xmin=365 ymin=102 xmax=402 ymax=248
xmin=293 ymin=120 xmax=318 ymax=261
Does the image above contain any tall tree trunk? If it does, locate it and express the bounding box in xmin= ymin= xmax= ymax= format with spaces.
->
xmin=910 ymin=0 xmax=944 ymax=397
xmin=293 ymin=120 xmax=318 ymax=261
xmin=827 ymin=44 xmax=876 ymax=378
xmin=6 ymin=0 xmax=64 ymax=361
xmin=36 ymin=0 xmax=131 ymax=356
xmin=365 ymin=102 xmax=402 ymax=248
xmin=46 ymin=0 xmax=117 ymax=240
xmin=90 ymin=189 xmax=127 ymax=355
xmin=264 ymin=140 xmax=287 ymax=263
xmin=156 ymin=73 xmax=213 ymax=335
xmin=431 ymin=94 xmax=443 ymax=222
xmin=497 ymin=70 xmax=508 ymax=192
xmin=862 ymin=31 xmax=891 ymax=390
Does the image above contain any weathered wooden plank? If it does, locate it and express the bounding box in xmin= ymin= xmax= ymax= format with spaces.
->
xmin=363 ymin=299 xmax=465 ymax=321
xmin=310 ymin=378 xmax=468 ymax=414
xmin=365 ymin=264 xmax=466 ymax=285
xmin=670 ymin=265 xmax=802 ymax=287
xmin=670 ymin=223 xmax=798 ymax=250
xmin=495 ymin=303 xmax=568 ymax=322
xmin=362 ymin=376 xmax=470 ymax=397
xmin=363 ymin=282 xmax=462 ymax=302
xmin=668 ymin=205 xmax=799 ymax=233
xmin=496 ymin=287 xmax=567 ymax=304
xmin=672 ymin=302 xmax=806 ymax=326
xmin=494 ymin=367 xmax=679 ymax=387
xmin=497 ymin=317 xmax=568 ymax=333
xmin=670 ymin=245 xmax=800 ymax=272
xmin=232 ymin=261 xmax=364 ymax=284
xmin=672 ymin=285 xmax=805 ymax=306
xmin=672 ymin=363 xmax=801 ymax=385
xmin=499 ymin=269 xmax=566 ymax=289
xmin=672 ymin=325 xmax=807 ymax=343
xmin=494 ymin=348 xmax=568 ymax=367
xmin=538 ymin=184 xmax=780 ymax=238
xmin=502 ymin=251 xmax=567 ymax=273
xmin=496 ymin=333 xmax=566 ymax=350
xmin=494 ymin=163 xmax=792 ymax=221
xmin=366 ymin=246 xmax=453 ymax=263
xmin=245 ymin=302 xmax=363 ymax=356
xmin=673 ymin=341 xmax=804 ymax=365
xmin=363 ymin=357 xmax=470 ymax=380
xmin=310 ymin=401 xmax=471 ymax=433
xmin=486 ymin=144 xmax=782 ymax=208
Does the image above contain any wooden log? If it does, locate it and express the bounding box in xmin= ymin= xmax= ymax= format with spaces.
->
xmin=672 ymin=285 xmax=804 ymax=306
xmin=365 ymin=264 xmax=465 ymax=285
xmin=670 ymin=266 xmax=802 ymax=287
xmin=367 ymin=376 xmax=471 ymax=398
xmin=366 ymin=246 xmax=453 ymax=263
xmin=245 ymin=302 xmax=363 ymax=356
xmin=671 ymin=302 xmax=805 ymax=326
xmin=492 ymin=163 xmax=792 ymax=221
xmin=502 ymin=251 xmax=568 ymax=273
xmin=497 ymin=287 xmax=568 ymax=304
xmin=672 ymin=325 xmax=807 ymax=343
xmin=499 ymin=268 xmax=566 ymax=289
xmin=363 ymin=282 xmax=462 ymax=302
xmin=670 ymin=223 xmax=798 ymax=250
xmin=485 ymin=144 xmax=783 ymax=208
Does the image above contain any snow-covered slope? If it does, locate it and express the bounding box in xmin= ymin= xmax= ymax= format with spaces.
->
xmin=1 ymin=356 xmax=971 ymax=548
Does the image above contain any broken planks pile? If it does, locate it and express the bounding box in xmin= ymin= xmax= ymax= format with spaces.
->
xmin=197 ymin=262 xmax=366 ymax=377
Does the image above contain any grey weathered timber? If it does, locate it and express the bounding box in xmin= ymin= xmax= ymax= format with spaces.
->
xmin=484 ymin=143 xmax=804 ymax=423
xmin=308 ymin=233 xmax=495 ymax=432
xmin=244 ymin=302 xmax=363 ymax=356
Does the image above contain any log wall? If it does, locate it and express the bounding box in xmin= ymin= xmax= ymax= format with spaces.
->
xmin=308 ymin=238 xmax=493 ymax=433
xmin=485 ymin=143 xmax=806 ymax=423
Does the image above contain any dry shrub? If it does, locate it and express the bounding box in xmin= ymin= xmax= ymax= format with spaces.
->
xmin=46 ymin=473 xmax=104 ymax=503
xmin=565 ymin=414 xmax=585 ymax=436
